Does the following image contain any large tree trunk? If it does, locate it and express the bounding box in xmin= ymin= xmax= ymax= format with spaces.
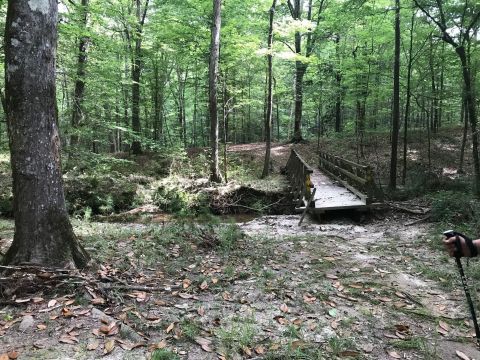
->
xmin=262 ymin=0 xmax=276 ymax=178
xmin=70 ymin=0 xmax=89 ymax=147
xmin=389 ymin=0 xmax=401 ymax=190
xmin=3 ymin=0 xmax=90 ymax=268
xmin=209 ymin=0 xmax=223 ymax=183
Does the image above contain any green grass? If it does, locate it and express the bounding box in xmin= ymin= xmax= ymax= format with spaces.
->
xmin=151 ymin=349 xmax=181 ymax=360
xmin=215 ymin=317 xmax=258 ymax=355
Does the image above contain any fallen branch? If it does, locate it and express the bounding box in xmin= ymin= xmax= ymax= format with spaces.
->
xmin=405 ymin=215 xmax=431 ymax=226
xmin=386 ymin=201 xmax=430 ymax=215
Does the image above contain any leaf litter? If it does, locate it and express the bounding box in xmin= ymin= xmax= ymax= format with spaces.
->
xmin=1 ymin=214 xmax=480 ymax=359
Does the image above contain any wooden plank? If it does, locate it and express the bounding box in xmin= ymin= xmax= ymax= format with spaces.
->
xmin=298 ymin=188 xmax=316 ymax=226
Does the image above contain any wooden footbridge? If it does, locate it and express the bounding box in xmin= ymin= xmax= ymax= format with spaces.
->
xmin=285 ymin=149 xmax=381 ymax=217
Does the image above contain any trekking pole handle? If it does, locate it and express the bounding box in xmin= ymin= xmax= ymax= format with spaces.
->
xmin=444 ymin=230 xmax=462 ymax=258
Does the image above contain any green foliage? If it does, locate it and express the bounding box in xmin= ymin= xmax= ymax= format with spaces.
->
xmin=151 ymin=349 xmax=180 ymax=360
xmin=430 ymin=191 xmax=480 ymax=229
xmin=153 ymin=181 xmax=210 ymax=216
xmin=65 ymin=173 xmax=137 ymax=216
xmin=216 ymin=222 xmax=243 ymax=253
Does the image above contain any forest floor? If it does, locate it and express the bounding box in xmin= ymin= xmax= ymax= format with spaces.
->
xmin=2 ymin=129 xmax=480 ymax=359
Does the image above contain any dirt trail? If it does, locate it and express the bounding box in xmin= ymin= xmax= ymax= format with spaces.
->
xmin=240 ymin=214 xmax=480 ymax=359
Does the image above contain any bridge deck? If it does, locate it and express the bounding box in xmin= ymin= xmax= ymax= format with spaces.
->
xmin=307 ymin=169 xmax=366 ymax=212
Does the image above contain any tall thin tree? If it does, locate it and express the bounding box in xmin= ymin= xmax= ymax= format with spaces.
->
xmin=389 ymin=0 xmax=401 ymax=190
xmin=70 ymin=0 xmax=89 ymax=147
xmin=262 ymin=0 xmax=277 ymax=178
xmin=209 ymin=0 xmax=223 ymax=182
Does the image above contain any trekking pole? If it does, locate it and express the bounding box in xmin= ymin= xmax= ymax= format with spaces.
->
xmin=444 ymin=230 xmax=480 ymax=347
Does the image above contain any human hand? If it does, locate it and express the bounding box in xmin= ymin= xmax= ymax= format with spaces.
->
xmin=443 ymin=234 xmax=468 ymax=257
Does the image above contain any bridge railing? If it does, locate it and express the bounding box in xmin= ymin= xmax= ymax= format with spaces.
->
xmin=285 ymin=149 xmax=314 ymax=207
xmin=318 ymin=150 xmax=380 ymax=204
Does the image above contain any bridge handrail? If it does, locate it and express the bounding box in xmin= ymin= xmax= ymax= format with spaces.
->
xmin=318 ymin=150 xmax=378 ymax=204
xmin=285 ymin=149 xmax=314 ymax=207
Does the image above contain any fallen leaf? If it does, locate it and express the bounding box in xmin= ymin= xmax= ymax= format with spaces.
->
xmin=59 ymin=335 xmax=79 ymax=345
xmin=274 ymin=316 xmax=288 ymax=325
xmin=166 ymin=322 xmax=175 ymax=334
xmin=222 ymin=292 xmax=232 ymax=301
xmin=331 ymin=320 xmax=338 ymax=329
xmin=303 ymin=294 xmax=317 ymax=303
xmin=91 ymin=297 xmax=105 ymax=305
xmin=148 ymin=340 xmax=167 ymax=351
xmin=183 ymin=279 xmax=192 ymax=289
xmin=326 ymin=274 xmax=338 ymax=280
xmin=456 ymin=350 xmax=470 ymax=360
xmin=362 ymin=344 xmax=374 ymax=353
xmin=388 ymin=350 xmax=401 ymax=359
xmin=340 ymin=350 xmax=360 ymax=357
xmin=291 ymin=340 xmax=305 ymax=350
xmin=47 ymin=299 xmax=57 ymax=308
xmin=0 ymin=354 xmax=8 ymax=360
xmin=195 ymin=337 xmax=213 ymax=352
xmin=15 ymin=298 xmax=30 ymax=304
xmin=439 ymin=321 xmax=450 ymax=332
xmin=62 ymin=308 xmax=75 ymax=318
xmin=280 ymin=304 xmax=289 ymax=313
xmin=197 ymin=306 xmax=205 ymax=316
xmin=379 ymin=297 xmax=392 ymax=303
xmin=255 ymin=345 xmax=265 ymax=355
xmin=87 ymin=340 xmax=99 ymax=351
xmin=199 ymin=281 xmax=209 ymax=290
xmin=36 ymin=324 xmax=47 ymax=331
xmin=292 ymin=318 xmax=303 ymax=326
xmin=242 ymin=346 xmax=252 ymax=356
xmin=104 ymin=339 xmax=115 ymax=355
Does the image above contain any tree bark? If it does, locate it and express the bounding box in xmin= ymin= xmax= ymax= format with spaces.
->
xmin=3 ymin=0 xmax=90 ymax=268
xmin=389 ymin=0 xmax=401 ymax=190
xmin=130 ymin=0 xmax=149 ymax=155
xmin=457 ymin=45 xmax=480 ymax=194
xmin=209 ymin=0 xmax=223 ymax=183
xmin=262 ymin=0 xmax=276 ymax=178
xmin=402 ymin=9 xmax=415 ymax=185
xmin=70 ymin=0 xmax=89 ymax=147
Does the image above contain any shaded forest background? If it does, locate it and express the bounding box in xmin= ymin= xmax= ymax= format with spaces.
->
xmin=0 ymin=0 xmax=475 ymax=170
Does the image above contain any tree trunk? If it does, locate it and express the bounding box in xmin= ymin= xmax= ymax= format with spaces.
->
xmin=292 ymin=60 xmax=306 ymax=142
xmin=457 ymin=45 xmax=480 ymax=195
xmin=402 ymin=10 xmax=415 ymax=185
xmin=3 ymin=0 xmax=90 ymax=268
xmin=209 ymin=0 xmax=223 ymax=183
xmin=70 ymin=0 xmax=89 ymax=147
xmin=131 ymin=0 xmax=149 ymax=155
xmin=131 ymin=44 xmax=142 ymax=154
xmin=459 ymin=92 xmax=468 ymax=174
xmin=262 ymin=0 xmax=276 ymax=178
xmin=389 ymin=0 xmax=400 ymax=190
xmin=334 ymin=35 xmax=342 ymax=133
